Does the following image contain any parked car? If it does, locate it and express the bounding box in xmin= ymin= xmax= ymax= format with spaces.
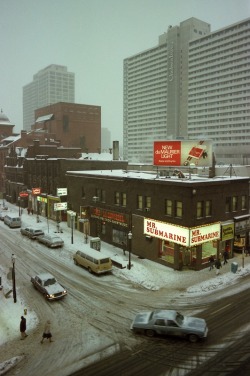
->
xmin=130 ymin=309 xmax=208 ymax=343
xmin=31 ymin=272 xmax=67 ymax=300
xmin=37 ymin=234 xmax=64 ymax=248
xmin=20 ymin=227 xmax=45 ymax=239
xmin=0 ymin=211 xmax=9 ymax=221
xmin=4 ymin=214 xmax=21 ymax=228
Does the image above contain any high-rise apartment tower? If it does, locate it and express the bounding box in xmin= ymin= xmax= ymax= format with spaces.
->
xmin=23 ymin=64 xmax=75 ymax=131
xmin=124 ymin=17 xmax=250 ymax=165
xmin=188 ymin=18 xmax=250 ymax=164
xmin=123 ymin=18 xmax=210 ymax=163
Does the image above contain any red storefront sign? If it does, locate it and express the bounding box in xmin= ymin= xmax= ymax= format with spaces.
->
xmin=19 ymin=191 xmax=29 ymax=198
xmin=32 ymin=188 xmax=41 ymax=195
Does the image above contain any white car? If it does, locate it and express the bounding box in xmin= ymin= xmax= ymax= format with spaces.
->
xmin=37 ymin=234 xmax=64 ymax=248
xmin=31 ymin=273 xmax=67 ymax=300
xmin=131 ymin=310 xmax=208 ymax=343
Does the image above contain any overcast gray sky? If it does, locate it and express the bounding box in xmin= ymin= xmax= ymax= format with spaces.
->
xmin=1 ymin=0 xmax=249 ymax=144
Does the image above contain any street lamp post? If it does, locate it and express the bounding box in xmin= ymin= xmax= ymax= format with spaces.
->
xmin=127 ymin=231 xmax=132 ymax=270
xmin=11 ymin=254 xmax=17 ymax=303
xmin=71 ymin=213 xmax=74 ymax=244
xmin=18 ymin=197 xmax=21 ymax=216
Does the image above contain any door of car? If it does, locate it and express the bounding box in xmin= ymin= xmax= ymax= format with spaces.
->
xmin=165 ymin=320 xmax=183 ymax=337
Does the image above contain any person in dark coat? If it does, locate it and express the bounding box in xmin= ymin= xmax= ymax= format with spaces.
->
xmin=215 ymin=258 xmax=222 ymax=275
xmin=20 ymin=316 xmax=28 ymax=340
xmin=41 ymin=320 xmax=53 ymax=343
xmin=223 ymin=250 xmax=228 ymax=265
xmin=209 ymin=255 xmax=215 ymax=270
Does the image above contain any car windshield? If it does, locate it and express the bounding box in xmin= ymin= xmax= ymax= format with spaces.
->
xmin=44 ymin=278 xmax=57 ymax=286
xmin=176 ymin=312 xmax=184 ymax=325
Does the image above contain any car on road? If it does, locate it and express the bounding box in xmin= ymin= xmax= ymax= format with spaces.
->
xmin=0 ymin=211 xmax=9 ymax=221
xmin=20 ymin=227 xmax=45 ymax=239
xmin=30 ymin=272 xmax=67 ymax=300
xmin=37 ymin=234 xmax=64 ymax=248
xmin=130 ymin=309 xmax=208 ymax=343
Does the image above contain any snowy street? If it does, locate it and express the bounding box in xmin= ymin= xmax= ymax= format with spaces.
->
xmin=1 ymin=203 xmax=250 ymax=376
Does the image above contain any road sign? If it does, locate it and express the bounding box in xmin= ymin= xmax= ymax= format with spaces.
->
xmin=54 ymin=202 xmax=68 ymax=211
xmin=19 ymin=191 xmax=29 ymax=198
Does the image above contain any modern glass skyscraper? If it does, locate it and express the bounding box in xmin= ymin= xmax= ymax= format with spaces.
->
xmin=23 ymin=64 xmax=75 ymax=131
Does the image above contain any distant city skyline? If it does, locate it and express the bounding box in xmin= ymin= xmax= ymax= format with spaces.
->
xmin=1 ymin=0 xmax=249 ymax=144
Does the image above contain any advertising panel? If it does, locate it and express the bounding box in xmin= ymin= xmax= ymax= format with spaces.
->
xmin=190 ymin=223 xmax=221 ymax=246
xmin=153 ymin=140 xmax=212 ymax=167
xmin=144 ymin=218 xmax=190 ymax=246
xmin=54 ymin=202 xmax=68 ymax=211
xmin=144 ymin=219 xmax=221 ymax=247
xmin=221 ymin=222 xmax=234 ymax=241
xmin=57 ymin=188 xmax=68 ymax=196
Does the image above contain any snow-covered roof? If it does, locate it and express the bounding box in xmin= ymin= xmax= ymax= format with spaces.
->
xmin=79 ymin=152 xmax=115 ymax=161
xmin=66 ymin=169 xmax=250 ymax=183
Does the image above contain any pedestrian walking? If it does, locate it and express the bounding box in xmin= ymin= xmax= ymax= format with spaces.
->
xmin=215 ymin=258 xmax=222 ymax=275
xmin=41 ymin=320 xmax=53 ymax=344
xmin=223 ymin=250 xmax=228 ymax=265
xmin=20 ymin=316 xmax=28 ymax=340
xmin=208 ymin=255 xmax=215 ymax=270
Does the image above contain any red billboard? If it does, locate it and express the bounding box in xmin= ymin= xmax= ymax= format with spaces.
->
xmin=153 ymin=140 xmax=212 ymax=167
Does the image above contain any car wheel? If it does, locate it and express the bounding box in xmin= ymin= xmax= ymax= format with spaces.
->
xmin=145 ymin=329 xmax=155 ymax=337
xmin=188 ymin=334 xmax=199 ymax=343
xmin=88 ymin=267 xmax=92 ymax=274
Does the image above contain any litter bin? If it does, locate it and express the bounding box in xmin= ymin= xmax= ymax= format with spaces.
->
xmin=231 ymin=262 xmax=238 ymax=273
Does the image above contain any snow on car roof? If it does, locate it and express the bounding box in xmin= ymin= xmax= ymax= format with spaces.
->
xmin=37 ymin=272 xmax=56 ymax=280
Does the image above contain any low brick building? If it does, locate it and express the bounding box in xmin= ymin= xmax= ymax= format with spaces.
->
xmin=66 ymin=169 xmax=250 ymax=271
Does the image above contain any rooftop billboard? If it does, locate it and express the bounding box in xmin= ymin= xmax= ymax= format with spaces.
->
xmin=153 ymin=140 xmax=213 ymax=167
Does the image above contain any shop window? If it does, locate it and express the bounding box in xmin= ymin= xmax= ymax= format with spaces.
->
xmin=175 ymin=201 xmax=183 ymax=218
xmin=165 ymin=199 xmax=173 ymax=216
xmin=232 ymin=196 xmax=238 ymax=211
xmin=145 ymin=196 xmax=151 ymax=210
xmin=196 ymin=201 xmax=203 ymax=218
xmin=241 ymin=195 xmax=247 ymax=210
xmin=137 ymin=195 xmax=143 ymax=210
xmin=112 ymin=228 xmax=127 ymax=246
xmin=122 ymin=192 xmax=127 ymax=207
xmin=114 ymin=191 xmax=120 ymax=205
xmin=202 ymin=241 xmax=217 ymax=265
xmin=160 ymin=241 xmax=174 ymax=264
xmin=225 ymin=197 xmax=231 ymax=212
xmin=205 ymin=200 xmax=212 ymax=217
xmin=101 ymin=222 xmax=106 ymax=235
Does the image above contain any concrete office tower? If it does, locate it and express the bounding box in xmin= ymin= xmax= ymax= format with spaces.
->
xmin=123 ymin=18 xmax=210 ymax=163
xmin=188 ymin=18 xmax=250 ymax=165
xmin=23 ymin=64 xmax=75 ymax=131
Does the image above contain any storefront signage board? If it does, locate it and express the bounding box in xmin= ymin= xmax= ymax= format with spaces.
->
xmin=144 ymin=219 xmax=189 ymax=246
xmin=221 ymin=222 xmax=234 ymax=241
xmin=144 ymin=219 xmax=221 ymax=247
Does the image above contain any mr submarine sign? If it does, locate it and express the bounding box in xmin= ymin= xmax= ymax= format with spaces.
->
xmin=144 ymin=219 xmax=220 ymax=246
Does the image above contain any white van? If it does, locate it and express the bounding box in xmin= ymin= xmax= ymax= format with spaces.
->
xmin=4 ymin=214 xmax=21 ymax=228
xmin=73 ymin=249 xmax=112 ymax=275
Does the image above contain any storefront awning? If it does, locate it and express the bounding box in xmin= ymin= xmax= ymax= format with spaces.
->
xmin=234 ymin=214 xmax=250 ymax=221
